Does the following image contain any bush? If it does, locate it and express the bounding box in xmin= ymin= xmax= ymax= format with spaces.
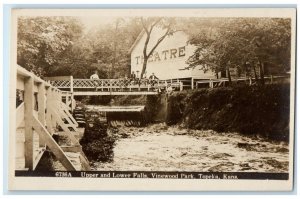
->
xmin=80 ymin=118 xmax=116 ymax=162
xmin=166 ymin=84 xmax=290 ymax=141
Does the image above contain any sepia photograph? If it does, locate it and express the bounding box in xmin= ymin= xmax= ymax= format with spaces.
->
xmin=8 ymin=8 xmax=296 ymax=191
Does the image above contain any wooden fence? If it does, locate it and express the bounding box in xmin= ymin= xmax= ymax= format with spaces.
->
xmin=16 ymin=65 xmax=90 ymax=171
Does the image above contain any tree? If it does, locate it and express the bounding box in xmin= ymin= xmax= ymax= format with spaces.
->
xmin=186 ymin=18 xmax=291 ymax=85
xmin=139 ymin=17 xmax=177 ymax=78
xmin=84 ymin=17 xmax=142 ymax=79
xmin=186 ymin=18 xmax=237 ymax=84
xmin=17 ymin=16 xmax=83 ymax=77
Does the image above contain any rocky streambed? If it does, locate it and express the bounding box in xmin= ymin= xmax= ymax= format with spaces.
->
xmin=92 ymin=124 xmax=289 ymax=172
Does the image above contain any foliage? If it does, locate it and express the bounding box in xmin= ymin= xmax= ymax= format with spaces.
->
xmin=17 ymin=17 xmax=83 ymax=77
xmin=166 ymin=92 xmax=187 ymax=125
xmin=84 ymin=18 xmax=142 ymax=78
xmin=80 ymin=118 xmax=116 ymax=162
xmin=166 ymin=84 xmax=290 ymax=141
xmin=139 ymin=17 xmax=178 ymax=78
xmin=185 ymin=18 xmax=291 ymax=84
xmin=17 ymin=16 xmax=142 ymax=78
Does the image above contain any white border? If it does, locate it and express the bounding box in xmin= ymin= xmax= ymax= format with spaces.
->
xmin=8 ymin=8 xmax=296 ymax=191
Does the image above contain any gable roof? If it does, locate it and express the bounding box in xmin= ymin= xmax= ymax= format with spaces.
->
xmin=128 ymin=29 xmax=145 ymax=54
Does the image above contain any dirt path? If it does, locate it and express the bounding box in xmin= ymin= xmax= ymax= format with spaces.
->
xmin=92 ymin=124 xmax=289 ymax=172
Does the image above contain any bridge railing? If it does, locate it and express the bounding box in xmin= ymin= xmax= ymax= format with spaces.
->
xmin=45 ymin=77 xmax=183 ymax=93
xmin=16 ymin=65 xmax=80 ymax=171
xmin=195 ymin=75 xmax=290 ymax=88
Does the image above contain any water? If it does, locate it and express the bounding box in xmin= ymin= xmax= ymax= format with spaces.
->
xmin=92 ymin=124 xmax=289 ymax=172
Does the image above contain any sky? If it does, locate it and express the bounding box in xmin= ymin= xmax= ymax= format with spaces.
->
xmin=79 ymin=16 xmax=117 ymax=32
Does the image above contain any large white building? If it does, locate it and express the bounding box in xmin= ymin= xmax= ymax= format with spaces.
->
xmin=129 ymin=27 xmax=215 ymax=80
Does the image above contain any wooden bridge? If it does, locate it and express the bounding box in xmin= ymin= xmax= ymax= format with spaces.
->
xmin=45 ymin=76 xmax=183 ymax=96
xmin=16 ymin=65 xmax=90 ymax=171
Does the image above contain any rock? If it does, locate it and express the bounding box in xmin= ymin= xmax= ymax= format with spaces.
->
xmin=181 ymin=152 xmax=188 ymax=156
xmin=177 ymin=132 xmax=187 ymax=135
xmin=160 ymin=126 xmax=168 ymax=131
xmin=121 ymin=133 xmax=129 ymax=138
xmin=240 ymin=163 xmax=250 ymax=167
xmin=211 ymin=153 xmax=234 ymax=159
xmin=276 ymin=147 xmax=289 ymax=153
xmin=201 ymin=146 xmax=208 ymax=150
xmin=237 ymin=142 xmax=258 ymax=151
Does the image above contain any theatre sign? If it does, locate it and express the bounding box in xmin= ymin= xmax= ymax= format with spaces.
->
xmin=130 ymin=27 xmax=215 ymax=80
xmin=134 ymin=46 xmax=186 ymax=65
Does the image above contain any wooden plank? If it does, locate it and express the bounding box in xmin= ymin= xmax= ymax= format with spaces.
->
xmin=24 ymin=76 xmax=34 ymax=170
xmin=58 ymin=108 xmax=77 ymax=130
xmin=46 ymin=87 xmax=54 ymax=135
xmin=61 ymin=145 xmax=82 ymax=152
xmin=79 ymin=152 xmax=91 ymax=171
xmin=33 ymin=83 xmax=38 ymax=93
xmin=37 ymin=82 xmax=46 ymax=147
xmin=17 ymin=75 xmax=25 ymax=90
xmin=60 ymin=102 xmax=78 ymax=126
xmin=17 ymin=65 xmax=51 ymax=87
xmin=73 ymin=91 xmax=158 ymax=96
xmin=191 ymin=77 xmax=194 ymax=90
xmin=33 ymin=147 xmax=46 ymax=170
xmin=51 ymin=89 xmax=57 ymax=129
xmin=16 ymin=102 xmax=24 ymax=128
xmin=37 ymin=83 xmax=46 ymax=123
xmin=44 ymin=76 xmax=71 ymax=81
xmin=32 ymin=116 xmax=77 ymax=171
xmin=70 ymin=76 xmax=73 ymax=93
xmin=50 ymin=108 xmax=79 ymax=145
xmin=86 ymin=105 xmax=145 ymax=112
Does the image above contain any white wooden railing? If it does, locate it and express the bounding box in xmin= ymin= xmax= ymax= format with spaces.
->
xmin=16 ymin=65 xmax=89 ymax=171
xmin=45 ymin=76 xmax=183 ymax=94
xmin=195 ymin=75 xmax=290 ymax=88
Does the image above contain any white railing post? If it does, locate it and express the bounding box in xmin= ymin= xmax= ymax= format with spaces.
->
xmin=37 ymin=82 xmax=46 ymax=147
xmin=24 ymin=76 xmax=34 ymax=170
xmin=46 ymin=86 xmax=54 ymax=135
xmin=191 ymin=77 xmax=194 ymax=90
xmin=51 ymin=89 xmax=57 ymax=130
xmin=271 ymin=75 xmax=273 ymax=84
xmin=70 ymin=76 xmax=73 ymax=93
xmin=70 ymin=76 xmax=74 ymax=112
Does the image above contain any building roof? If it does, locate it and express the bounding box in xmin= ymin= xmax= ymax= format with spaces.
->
xmin=128 ymin=29 xmax=145 ymax=54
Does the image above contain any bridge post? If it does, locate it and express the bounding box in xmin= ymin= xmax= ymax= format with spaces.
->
xmin=70 ymin=76 xmax=74 ymax=112
xmin=180 ymin=81 xmax=183 ymax=91
xmin=51 ymin=89 xmax=57 ymax=129
xmin=37 ymin=82 xmax=46 ymax=147
xmin=46 ymin=87 xmax=54 ymax=135
xmin=191 ymin=77 xmax=194 ymax=90
xmin=271 ymin=75 xmax=273 ymax=84
xmin=24 ymin=75 xmax=34 ymax=170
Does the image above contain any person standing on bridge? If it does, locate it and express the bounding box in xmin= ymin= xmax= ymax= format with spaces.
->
xmin=90 ymin=70 xmax=99 ymax=79
xmin=149 ymin=73 xmax=158 ymax=87
xmin=130 ymin=71 xmax=137 ymax=85
xmin=90 ymin=70 xmax=100 ymax=91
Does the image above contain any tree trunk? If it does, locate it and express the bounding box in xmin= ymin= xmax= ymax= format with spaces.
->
xmin=141 ymin=57 xmax=148 ymax=78
xmin=111 ymin=20 xmax=119 ymax=78
xmin=259 ymin=60 xmax=265 ymax=85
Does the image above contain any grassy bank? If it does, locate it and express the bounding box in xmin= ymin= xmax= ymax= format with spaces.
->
xmin=166 ymin=84 xmax=290 ymax=141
